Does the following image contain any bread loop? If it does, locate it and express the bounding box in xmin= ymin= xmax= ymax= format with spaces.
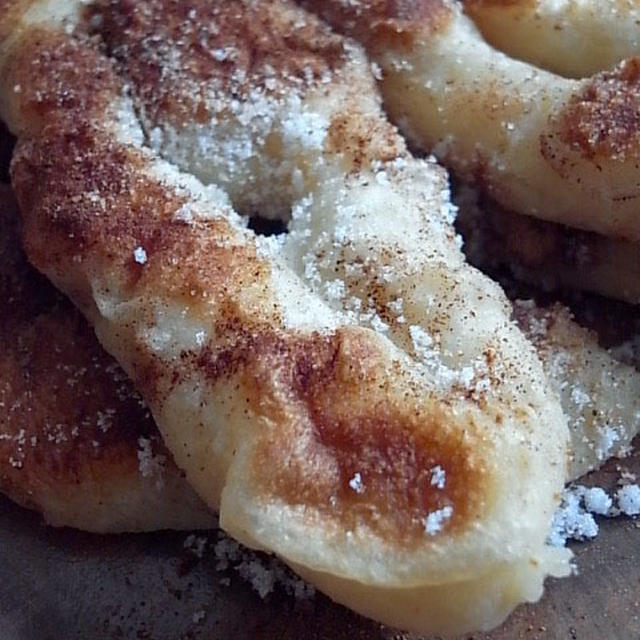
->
xmin=0 ymin=0 xmax=571 ymax=634
xmin=459 ymin=0 xmax=640 ymax=304
xmin=464 ymin=0 xmax=640 ymax=78
xmin=304 ymin=0 xmax=640 ymax=242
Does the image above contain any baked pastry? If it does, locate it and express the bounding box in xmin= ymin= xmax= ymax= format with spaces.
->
xmin=461 ymin=0 xmax=640 ymax=305
xmin=304 ymin=0 xmax=640 ymax=242
xmin=456 ymin=187 xmax=640 ymax=305
xmin=465 ymin=0 xmax=640 ymax=78
xmin=0 ymin=180 xmax=215 ymax=532
xmin=513 ymin=299 xmax=640 ymax=480
xmin=0 ymin=0 xmax=571 ymax=634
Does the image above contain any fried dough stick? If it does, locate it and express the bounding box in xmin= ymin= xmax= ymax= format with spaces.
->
xmin=0 ymin=181 xmax=214 ymax=532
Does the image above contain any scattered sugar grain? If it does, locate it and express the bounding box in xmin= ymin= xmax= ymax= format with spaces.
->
xmin=133 ymin=246 xmax=148 ymax=264
xmin=423 ymin=506 xmax=453 ymax=535
xmin=619 ymin=469 xmax=637 ymax=485
xmin=183 ymin=534 xmax=208 ymax=558
xmin=213 ymin=531 xmax=314 ymax=600
xmin=349 ymin=472 xmax=365 ymax=494
xmin=617 ymin=485 xmax=640 ymax=516
xmin=549 ymin=481 xmax=640 ymax=546
xmin=583 ymin=487 xmax=612 ymax=515
xmin=548 ymin=488 xmax=598 ymax=547
xmin=192 ymin=610 xmax=206 ymax=624
xmin=430 ymin=465 xmax=446 ymax=490
xmin=137 ymin=437 xmax=166 ymax=484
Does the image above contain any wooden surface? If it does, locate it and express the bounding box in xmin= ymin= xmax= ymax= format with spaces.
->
xmin=0 ymin=446 xmax=638 ymax=640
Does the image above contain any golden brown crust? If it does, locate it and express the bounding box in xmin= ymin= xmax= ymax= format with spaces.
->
xmin=5 ymin=0 xmax=564 ymax=534
xmin=0 ymin=155 xmax=213 ymax=530
xmin=12 ymin=122 xmax=277 ymax=322
xmin=0 ymin=0 xmax=30 ymax=44
xmin=326 ymin=112 xmax=404 ymax=171
xmin=93 ymin=0 xmax=346 ymax=127
xmin=252 ymin=337 xmax=483 ymax=543
xmin=548 ymin=59 xmax=640 ymax=162
xmin=2 ymin=28 xmax=119 ymax=138
xmin=0 ymin=184 xmax=159 ymax=497
xmin=299 ymin=0 xmax=453 ymax=49
xmin=193 ymin=328 xmax=485 ymax=543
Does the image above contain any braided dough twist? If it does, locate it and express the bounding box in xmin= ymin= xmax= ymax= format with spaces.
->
xmin=0 ymin=0 xmax=570 ymax=634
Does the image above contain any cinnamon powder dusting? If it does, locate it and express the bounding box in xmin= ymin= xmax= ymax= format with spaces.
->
xmin=556 ymin=59 xmax=640 ymax=161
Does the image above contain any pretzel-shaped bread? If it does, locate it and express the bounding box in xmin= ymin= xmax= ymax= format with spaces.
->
xmin=0 ymin=0 xmax=571 ymax=634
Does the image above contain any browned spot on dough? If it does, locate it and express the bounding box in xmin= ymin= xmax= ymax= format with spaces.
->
xmin=12 ymin=111 xmax=279 ymax=401
xmin=553 ymin=59 xmax=640 ymax=161
xmin=0 ymin=0 xmax=42 ymax=45
xmin=300 ymin=0 xmax=453 ymax=50
xmin=297 ymin=406 xmax=481 ymax=543
xmin=13 ymin=122 xmax=272 ymax=310
xmin=0 ymin=183 xmax=174 ymax=512
xmin=327 ymin=110 xmax=406 ymax=171
xmin=92 ymin=0 xmax=346 ymax=126
xmin=2 ymin=29 xmax=120 ymax=137
xmin=196 ymin=327 xmax=486 ymax=543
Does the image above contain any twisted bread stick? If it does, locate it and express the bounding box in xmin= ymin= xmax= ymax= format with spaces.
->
xmin=0 ymin=0 xmax=569 ymax=634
